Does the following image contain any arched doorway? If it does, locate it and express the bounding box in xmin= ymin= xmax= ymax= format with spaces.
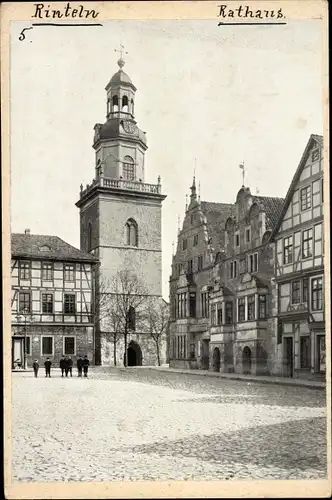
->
xmin=212 ymin=347 xmax=221 ymax=372
xmin=242 ymin=346 xmax=252 ymax=374
xmin=124 ymin=341 xmax=142 ymax=367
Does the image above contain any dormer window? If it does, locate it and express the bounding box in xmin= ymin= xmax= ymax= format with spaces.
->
xmin=39 ymin=245 xmax=51 ymax=252
xmin=182 ymin=239 xmax=187 ymax=251
xmin=245 ymin=227 xmax=251 ymax=243
xmin=193 ymin=234 xmax=198 ymax=246
xmin=235 ymin=232 xmax=240 ymax=247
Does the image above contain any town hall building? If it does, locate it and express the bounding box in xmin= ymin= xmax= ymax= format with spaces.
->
xmin=76 ymin=54 xmax=167 ymax=366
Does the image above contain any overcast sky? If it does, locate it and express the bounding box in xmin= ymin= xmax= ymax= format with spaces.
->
xmin=11 ymin=19 xmax=324 ymax=298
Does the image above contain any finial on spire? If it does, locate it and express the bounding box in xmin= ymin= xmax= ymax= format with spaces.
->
xmin=172 ymin=241 xmax=175 ymax=255
xmin=239 ymin=162 xmax=245 ymax=187
xmin=256 ymin=186 xmax=260 ymax=195
xmin=198 ymin=181 xmax=201 ymax=203
xmin=114 ymin=44 xmax=128 ymax=69
xmin=185 ymin=194 xmax=188 ymax=211
xmin=177 ymin=215 xmax=181 ymax=234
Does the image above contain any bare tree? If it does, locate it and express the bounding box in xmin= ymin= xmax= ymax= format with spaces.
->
xmin=143 ymin=298 xmax=170 ymax=366
xmin=108 ymin=269 xmax=148 ymax=367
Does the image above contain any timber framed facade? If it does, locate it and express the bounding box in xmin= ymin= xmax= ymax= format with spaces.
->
xmin=271 ymin=134 xmax=325 ymax=380
xmin=11 ymin=232 xmax=98 ymax=368
xmin=168 ymin=133 xmax=326 ymax=381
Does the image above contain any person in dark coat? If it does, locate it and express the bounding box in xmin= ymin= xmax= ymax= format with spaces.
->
xmin=64 ymin=357 xmax=70 ymax=377
xmin=82 ymin=355 xmax=90 ymax=377
xmin=77 ymin=356 xmax=83 ymax=377
xmin=67 ymin=356 xmax=73 ymax=377
xmin=32 ymin=359 xmax=39 ymax=378
xmin=60 ymin=356 xmax=66 ymax=377
xmin=44 ymin=358 xmax=52 ymax=377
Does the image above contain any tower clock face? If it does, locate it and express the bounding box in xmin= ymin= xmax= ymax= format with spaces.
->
xmin=122 ymin=120 xmax=137 ymax=134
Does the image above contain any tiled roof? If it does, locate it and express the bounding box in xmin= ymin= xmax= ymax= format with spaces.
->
xmin=11 ymin=233 xmax=98 ymax=262
xmin=252 ymin=196 xmax=285 ymax=230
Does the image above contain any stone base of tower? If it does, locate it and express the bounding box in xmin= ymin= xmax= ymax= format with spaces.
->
xmin=99 ymin=332 xmax=167 ymax=367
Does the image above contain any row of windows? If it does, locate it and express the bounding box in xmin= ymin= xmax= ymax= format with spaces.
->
xmin=23 ymin=336 xmax=76 ymax=357
xmin=18 ymin=262 xmax=78 ymax=282
xmin=17 ymin=292 xmax=79 ymax=315
xmin=229 ymin=253 xmax=258 ymax=279
xmin=226 ymin=226 xmax=252 ymax=249
xmin=283 ymin=225 xmax=322 ymax=264
xmin=107 ymin=95 xmax=134 ymax=115
xmin=289 ymin=277 xmax=323 ymax=310
xmin=211 ymin=295 xmax=267 ymax=324
xmin=175 ymin=292 xmax=196 ymax=319
xmin=172 ymin=335 xmax=187 ymax=359
xmin=173 ymin=292 xmax=267 ymax=322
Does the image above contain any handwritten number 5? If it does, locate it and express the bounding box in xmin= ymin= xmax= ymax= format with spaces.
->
xmin=19 ymin=27 xmax=33 ymax=41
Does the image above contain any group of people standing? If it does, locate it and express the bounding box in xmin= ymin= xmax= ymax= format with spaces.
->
xmin=32 ymin=356 xmax=90 ymax=378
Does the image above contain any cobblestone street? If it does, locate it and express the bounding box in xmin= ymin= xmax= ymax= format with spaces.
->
xmin=12 ymin=368 xmax=327 ymax=482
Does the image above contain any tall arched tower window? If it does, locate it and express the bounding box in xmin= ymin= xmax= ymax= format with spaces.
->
xmin=125 ymin=218 xmax=138 ymax=247
xmin=126 ymin=305 xmax=136 ymax=331
xmin=130 ymin=99 xmax=134 ymax=116
xmin=122 ymin=95 xmax=129 ymax=113
xmin=88 ymin=222 xmax=92 ymax=251
xmin=123 ymin=156 xmax=135 ymax=181
xmin=112 ymin=95 xmax=119 ymax=112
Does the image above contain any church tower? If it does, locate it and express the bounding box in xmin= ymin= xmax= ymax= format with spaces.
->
xmin=76 ymin=52 xmax=167 ymax=365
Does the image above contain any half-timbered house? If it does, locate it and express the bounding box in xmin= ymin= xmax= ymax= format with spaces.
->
xmin=271 ymin=134 xmax=325 ymax=380
xmin=11 ymin=230 xmax=98 ymax=369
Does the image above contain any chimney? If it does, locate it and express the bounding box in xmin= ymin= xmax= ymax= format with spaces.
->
xmin=24 ymin=229 xmax=30 ymax=235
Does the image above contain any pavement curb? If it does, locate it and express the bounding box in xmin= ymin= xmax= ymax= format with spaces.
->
xmin=139 ymin=367 xmax=326 ymax=390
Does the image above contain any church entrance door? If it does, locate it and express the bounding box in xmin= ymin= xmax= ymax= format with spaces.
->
xmin=124 ymin=341 xmax=142 ymax=367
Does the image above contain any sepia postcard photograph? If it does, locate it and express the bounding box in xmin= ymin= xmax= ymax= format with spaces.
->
xmin=1 ymin=1 xmax=330 ymax=498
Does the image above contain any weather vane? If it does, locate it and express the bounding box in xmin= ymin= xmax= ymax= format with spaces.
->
xmin=114 ymin=44 xmax=128 ymax=67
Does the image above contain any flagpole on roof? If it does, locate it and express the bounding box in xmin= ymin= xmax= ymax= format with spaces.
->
xmin=239 ymin=162 xmax=245 ymax=187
